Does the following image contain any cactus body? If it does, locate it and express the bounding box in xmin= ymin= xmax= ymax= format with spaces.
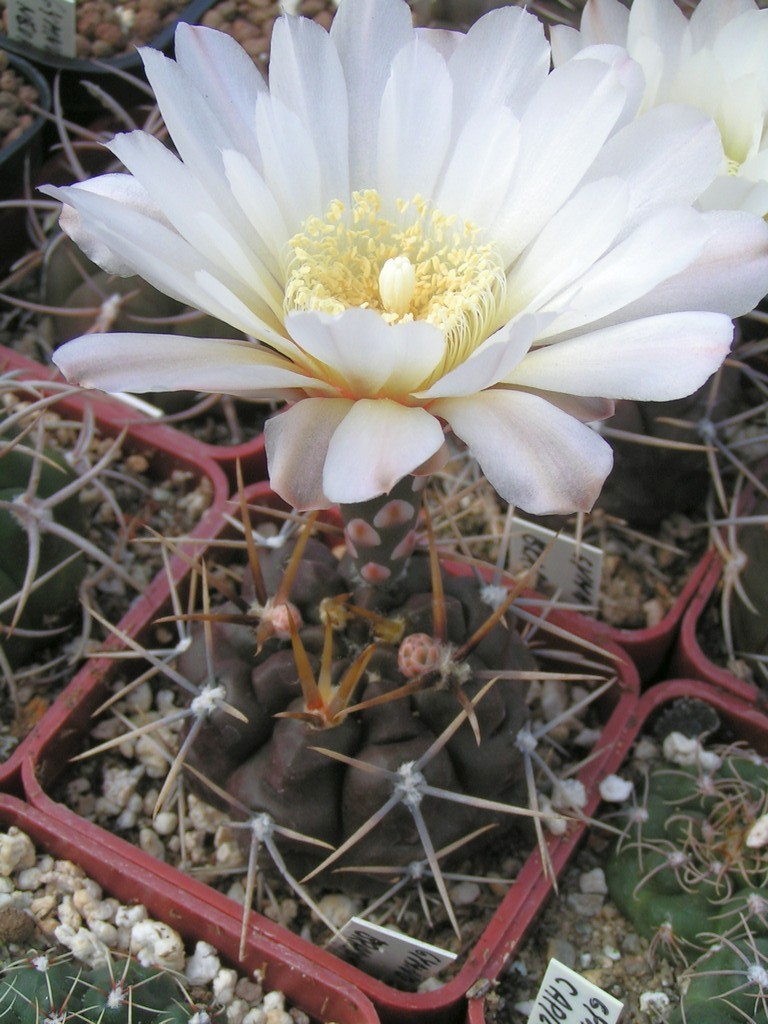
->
xmin=0 ymin=952 xmax=213 ymax=1024
xmin=179 ymin=539 xmax=535 ymax=883
xmin=605 ymin=735 xmax=768 ymax=1020
xmin=0 ymin=440 xmax=87 ymax=665
xmin=669 ymin=937 xmax=768 ymax=1024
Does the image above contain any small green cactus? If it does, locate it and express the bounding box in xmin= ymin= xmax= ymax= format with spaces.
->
xmin=670 ymin=934 xmax=768 ymax=1024
xmin=0 ymin=950 xmax=221 ymax=1023
xmin=604 ymin=732 xmax=768 ymax=1021
xmin=0 ymin=430 xmax=88 ymax=667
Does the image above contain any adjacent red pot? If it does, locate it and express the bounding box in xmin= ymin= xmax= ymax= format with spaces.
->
xmin=15 ymin=478 xmax=639 ymax=1024
xmin=578 ymin=549 xmax=712 ymax=686
xmin=670 ymin=463 xmax=768 ymax=707
xmin=670 ymin=550 xmax=765 ymax=705
xmin=0 ymin=792 xmax=382 ymax=1024
xmin=0 ymin=344 xmax=231 ymax=783
xmin=465 ymin=676 xmax=768 ymax=1024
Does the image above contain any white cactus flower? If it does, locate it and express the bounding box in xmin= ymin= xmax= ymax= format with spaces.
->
xmin=551 ymin=0 xmax=768 ymax=216
xmin=47 ymin=0 xmax=768 ymax=513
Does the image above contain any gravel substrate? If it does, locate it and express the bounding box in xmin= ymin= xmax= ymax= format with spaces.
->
xmin=0 ymin=824 xmax=315 ymax=1023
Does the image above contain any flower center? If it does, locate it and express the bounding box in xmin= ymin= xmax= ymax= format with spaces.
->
xmin=283 ymin=190 xmax=506 ymax=371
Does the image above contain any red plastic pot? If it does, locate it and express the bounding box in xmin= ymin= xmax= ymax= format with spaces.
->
xmin=586 ymin=547 xmax=712 ymax=686
xmin=465 ymin=675 xmax=768 ymax=1023
xmin=670 ymin=550 xmax=766 ymax=706
xmin=0 ymin=792 xmax=381 ymax=1024
xmin=0 ymin=344 xmax=230 ymax=785
xmin=670 ymin=461 xmax=768 ymax=708
xmin=16 ymin=477 xmax=640 ymax=1024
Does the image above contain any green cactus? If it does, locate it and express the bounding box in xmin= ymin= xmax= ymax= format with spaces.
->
xmin=606 ymin=744 xmax=768 ymax=946
xmin=670 ymin=935 xmax=768 ymax=1024
xmin=0 ymin=951 xmax=220 ymax=1024
xmin=605 ymin=734 xmax=768 ymax=1020
xmin=0 ymin=433 xmax=88 ymax=667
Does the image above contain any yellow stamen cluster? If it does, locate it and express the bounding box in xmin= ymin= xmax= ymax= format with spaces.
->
xmin=283 ymin=190 xmax=506 ymax=379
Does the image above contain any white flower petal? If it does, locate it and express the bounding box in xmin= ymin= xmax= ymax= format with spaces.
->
xmin=323 ymin=400 xmax=445 ymax=504
xmin=40 ymin=177 xmax=168 ymax=276
xmin=377 ymin=36 xmax=453 ymax=202
xmin=171 ymin=23 xmax=266 ymax=166
xmin=416 ymin=26 xmax=463 ymax=61
xmin=140 ymin=45 xmax=242 ymax=200
xmin=52 ymin=334 xmax=329 ymax=398
xmin=285 ymin=308 xmax=446 ymax=396
xmin=509 ymin=312 xmax=733 ymax=400
xmin=330 ymin=0 xmax=415 ymax=190
xmin=538 ymin=205 xmax=712 ymax=336
xmin=107 ymin=131 xmax=283 ymax=319
xmin=689 ymin=0 xmax=756 ymax=44
xmin=615 ymin=209 xmax=768 ymax=319
xmin=583 ymin=103 xmax=724 ymax=224
xmin=269 ymin=15 xmax=349 ymax=203
xmin=266 ymin=398 xmax=353 ymax=510
xmin=416 ymin=316 xmax=539 ymax=399
xmin=494 ymin=57 xmax=631 ymax=261
xmin=579 ymin=0 xmax=630 ymax=47
xmin=435 ymin=105 xmax=520 ymax=228
xmin=626 ymin=0 xmax=690 ymax=82
xmin=222 ymin=149 xmax=290 ymax=261
xmin=254 ymin=93 xmax=324 ymax=234
xmin=435 ymin=390 xmax=613 ymax=514
xmin=447 ymin=5 xmax=550 ymax=126
xmin=549 ymin=25 xmax=583 ymax=65
xmin=505 ymin=177 xmax=629 ymax=316
xmin=46 ymin=181 xmax=253 ymax=322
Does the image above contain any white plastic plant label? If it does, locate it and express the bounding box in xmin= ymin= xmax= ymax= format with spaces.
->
xmin=508 ymin=517 xmax=603 ymax=608
xmin=6 ymin=0 xmax=77 ymax=58
xmin=527 ymin=959 xmax=624 ymax=1024
xmin=328 ymin=916 xmax=456 ymax=986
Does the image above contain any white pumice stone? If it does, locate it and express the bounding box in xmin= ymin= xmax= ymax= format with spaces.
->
xmin=639 ymin=991 xmax=670 ymax=1012
xmin=0 ymin=828 xmax=36 ymax=875
xmin=154 ymin=811 xmax=178 ymax=836
xmin=57 ymin=895 xmax=82 ymax=931
xmin=226 ymin=999 xmax=250 ymax=1024
xmin=55 ymin=923 xmax=110 ymax=966
xmin=187 ymin=795 xmax=226 ymax=833
xmin=115 ymin=903 xmax=147 ymax=928
xmin=540 ymin=679 xmax=568 ymax=721
xmin=449 ymin=881 xmax=481 ymax=906
xmin=599 ymin=774 xmax=634 ymax=802
xmin=130 ymin=919 xmax=185 ymax=971
xmin=552 ymin=778 xmax=587 ymax=810
xmin=186 ymin=941 xmax=221 ymax=985
xmin=139 ymin=827 xmax=166 ymax=861
xmin=235 ymin=978 xmax=263 ymax=1002
xmin=213 ymin=966 xmax=238 ymax=1005
xmin=663 ymin=732 xmax=721 ymax=771
xmin=579 ymin=868 xmax=608 ymax=895
xmin=15 ymin=867 xmax=43 ymax=891
xmin=88 ymin=919 xmax=119 ymax=946
xmin=136 ymin=735 xmax=172 ymax=778
xmin=126 ymin=681 xmax=154 ymax=713
xmin=316 ymin=893 xmax=358 ymax=928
